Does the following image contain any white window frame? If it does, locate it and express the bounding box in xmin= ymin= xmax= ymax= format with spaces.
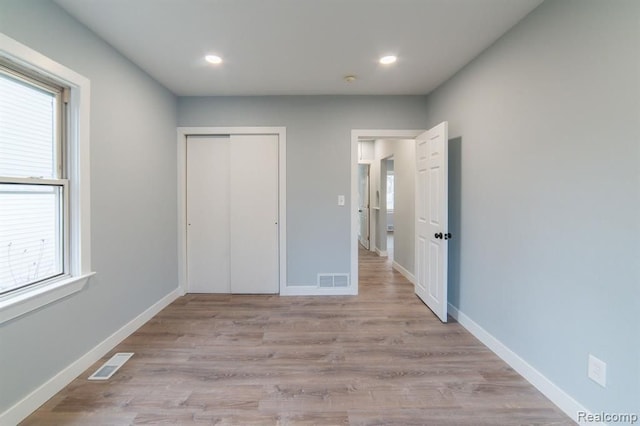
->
xmin=0 ymin=33 xmax=93 ymax=324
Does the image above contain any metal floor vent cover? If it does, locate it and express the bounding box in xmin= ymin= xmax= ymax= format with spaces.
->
xmin=317 ymin=273 xmax=349 ymax=288
xmin=88 ymin=352 xmax=134 ymax=381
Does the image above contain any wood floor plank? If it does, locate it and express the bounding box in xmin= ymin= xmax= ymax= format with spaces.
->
xmin=21 ymin=248 xmax=573 ymax=425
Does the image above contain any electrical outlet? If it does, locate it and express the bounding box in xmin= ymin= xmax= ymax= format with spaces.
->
xmin=588 ymin=354 xmax=606 ymax=387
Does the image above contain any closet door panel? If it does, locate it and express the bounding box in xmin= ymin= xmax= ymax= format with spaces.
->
xmin=229 ymin=134 xmax=279 ymax=294
xmin=186 ymin=136 xmax=230 ymax=293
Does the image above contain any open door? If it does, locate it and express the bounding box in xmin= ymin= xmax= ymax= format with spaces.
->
xmin=414 ymin=122 xmax=449 ymax=322
xmin=358 ymin=163 xmax=370 ymax=249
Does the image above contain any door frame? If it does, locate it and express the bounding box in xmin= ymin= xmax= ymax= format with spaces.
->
xmin=350 ymin=129 xmax=425 ymax=293
xmin=177 ymin=127 xmax=287 ymax=295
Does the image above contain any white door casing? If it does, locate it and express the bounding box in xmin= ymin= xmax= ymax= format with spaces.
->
xmin=414 ymin=122 xmax=449 ymax=322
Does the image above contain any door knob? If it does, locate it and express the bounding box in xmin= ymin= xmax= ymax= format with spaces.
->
xmin=444 ymin=232 xmax=452 ymax=240
xmin=434 ymin=232 xmax=443 ymax=239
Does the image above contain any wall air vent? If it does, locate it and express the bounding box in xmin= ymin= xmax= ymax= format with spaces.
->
xmin=88 ymin=352 xmax=134 ymax=381
xmin=317 ymin=273 xmax=350 ymax=288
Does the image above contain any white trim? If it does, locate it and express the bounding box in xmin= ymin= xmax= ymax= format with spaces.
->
xmin=177 ymin=127 xmax=287 ymax=294
xmin=351 ymin=130 xmax=425 ymax=296
xmin=0 ymin=32 xmax=93 ymax=323
xmin=0 ymin=177 xmax=67 ymax=185
xmin=0 ymin=33 xmax=89 ymax=87
xmin=392 ymin=261 xmax=415 ymax=284
xmin=176 ymin=131 xmax=187 ymax=296
xmin=375 ymin=248 xmax=388 ymax=257
xmin=0 ymin=273 xmax=94 ymax=324
xmin=448 ymin=303 xmax=599 ymax=425
xmin=0 ymin=288 xmax=180 ymax=426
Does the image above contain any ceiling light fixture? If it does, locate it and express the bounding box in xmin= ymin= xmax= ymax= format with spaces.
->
xmin=205 ymin=54 xmax=223 ymax=64
xmin=344 ymin=75 xmax=357 ymax=83
xmin=379 ymin=55 xmax=397 ymax=65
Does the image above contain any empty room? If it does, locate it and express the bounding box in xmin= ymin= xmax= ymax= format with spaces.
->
xmin=0 ymin=0 xmax=638 ymax=424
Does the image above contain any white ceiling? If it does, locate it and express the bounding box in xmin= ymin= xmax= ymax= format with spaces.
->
xmin=54 ymin=0 xmax=543 ymax=96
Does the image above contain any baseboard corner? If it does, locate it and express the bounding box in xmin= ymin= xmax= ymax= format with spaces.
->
xmin=392 ymin=261 xmax=415 ymax=284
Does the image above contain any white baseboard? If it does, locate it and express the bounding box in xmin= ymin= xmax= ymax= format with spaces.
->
xmin=280 ymin=285 xmax=357 ymax=296
xmin=0 ymin=288 xmax=181 ymax=425
xmin=392 ymin=261 xmax=415 ymax=284
xmin=447 ymin=303 xmax=599 ymax=425
xmin=375 ymin=247 xmax=388 ymax=257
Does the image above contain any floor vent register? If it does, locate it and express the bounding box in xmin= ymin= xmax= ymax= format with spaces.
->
xmin=88 ymin=352 xmax=134 ymax=381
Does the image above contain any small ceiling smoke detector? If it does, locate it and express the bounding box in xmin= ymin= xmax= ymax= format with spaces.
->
xmin=379 ymin=55 xmax=397 ymax=65
xmin=344 ymin=75 xmax=357 ymax=83
xmin=205 ymin=54 xmax=223 ymax=64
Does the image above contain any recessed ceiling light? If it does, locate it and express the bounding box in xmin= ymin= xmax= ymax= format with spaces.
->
xmin=344 ymin=75 xmax=357 ymax=83
xmin=205 ymin=55 xmax=223 ymax=64
xmin=379 ymin=55 xmax=397 ymax=65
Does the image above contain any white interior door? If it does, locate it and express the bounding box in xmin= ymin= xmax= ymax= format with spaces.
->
xmin=358 ymin=164 xmax=370 ymax=249
xmin=186 ymin=136 xmax=230 ymax=293
xmin=415 ymin=122 xmax=449 ymax=322
xmin=186 ymin=134 xmax=279 ymax=294
xmin=229 ymin=134 xmax=279 ymax=294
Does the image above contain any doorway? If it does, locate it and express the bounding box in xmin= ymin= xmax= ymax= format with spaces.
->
xmin=350 ymin=130 xmax=424 ymax=289
xmin=350 ymin=126 xmax=450 ymax=323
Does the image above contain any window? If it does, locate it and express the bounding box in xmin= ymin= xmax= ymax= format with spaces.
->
xmin=0 ymin=32 xmax=92 ymax=324
xmin=0 ymin=65 xmax=67 ymax=294
xmin=386 ymin=173 xmax=394 ymax=210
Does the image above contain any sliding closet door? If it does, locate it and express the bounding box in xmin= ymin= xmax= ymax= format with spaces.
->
xmin=186 ymin=134 xmax=279 ymax=294
xmin=230 ymin=134 xmax=279 ymax=293
xmin=186 ymin=136 xmax=230 ymax=293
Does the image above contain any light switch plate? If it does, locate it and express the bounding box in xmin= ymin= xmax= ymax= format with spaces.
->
xmin=338 ymin=195 xmax=345 ymax=206
xmin=588 ymin=354 xmax=606 ymax=387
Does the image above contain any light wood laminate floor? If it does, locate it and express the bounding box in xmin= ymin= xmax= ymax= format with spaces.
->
xmin=22 ymin=248 xmax=572 ymax=425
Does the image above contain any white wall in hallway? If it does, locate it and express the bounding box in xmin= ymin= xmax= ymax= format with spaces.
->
xmin=371 ymin=139 xmax=415 ymax=273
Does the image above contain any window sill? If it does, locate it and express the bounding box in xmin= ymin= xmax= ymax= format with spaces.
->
xmin=0 ymin=272 xmax=95 ymax=325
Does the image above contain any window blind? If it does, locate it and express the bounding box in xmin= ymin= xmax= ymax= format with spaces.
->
xmin=0 ymin=72 xmax=56 ymax=178
xmin=0 ymin=72 xmax=63 ymax=293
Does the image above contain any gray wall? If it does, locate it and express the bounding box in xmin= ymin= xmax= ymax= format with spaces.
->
xmin=426 ymin=0 xmax=639 ymax=414
xmin=0 ymin=0 xmax=178 ymax=413
xmin=178 ymin=96 xmax=429 ymax=285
